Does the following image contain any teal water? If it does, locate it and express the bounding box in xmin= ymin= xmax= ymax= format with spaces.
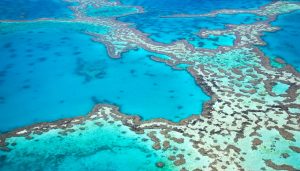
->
xmin=260 ymin=11 xmax=300 ymax=71
xmin=272 ymin=82 xmax=290 ymax=95
xmin=0 ymin=119 xmax=173 ymax=171
xmin=0 ymin=26 xmax=209 ymax=132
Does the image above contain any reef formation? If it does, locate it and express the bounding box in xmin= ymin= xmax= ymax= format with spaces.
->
xmin=0 ymin=0 xmax=300 ymax=170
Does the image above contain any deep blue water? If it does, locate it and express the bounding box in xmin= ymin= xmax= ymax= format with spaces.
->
xmin=0 ymin=0 xmax=73 ymax=20
xmin=119 ymin=0 xmax=270 ymax=45
xmin=260 ymin=11 xmax=300 ymax=71
xmin=120 ymin=0 xmax=272 ymax=15
xmin=120 ymin=13 xmax=265 ymax=46
xmin=0 ymin=26 xmax=209 ymax=132
xmin=86 ymin=5 xmax=139 ymax=17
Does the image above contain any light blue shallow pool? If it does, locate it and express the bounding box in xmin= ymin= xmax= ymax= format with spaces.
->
xmin=0 ymin=26 xmax=209 ymax=132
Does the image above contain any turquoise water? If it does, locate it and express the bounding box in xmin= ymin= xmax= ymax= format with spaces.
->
xmin=272 ymin=82 xmax=290 ymax=95
xmin=1 ymin=0 xmax=300 ymax=170
xmin=0 ymin=26 xmax=209 ymax=132
xmin=260 ymin=11 xmax=300 ymax=71
xmin=0 ymin=0 xmax=74 ymax=20
xmin=0 ymin=120 xmax=173 ymax=171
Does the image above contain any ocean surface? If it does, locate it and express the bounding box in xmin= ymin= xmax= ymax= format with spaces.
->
xmin=119 ymin=0 xmax=270 ymax=46
xmin=0 ymin=26 xmax=209 ymax=132
xmin=0 ymin=0 xmax=74 ymax=20
xmin=260 ymin=11 xmax=300 ymax=71
xmin=0 ymin=0 xmax=300 ymax=170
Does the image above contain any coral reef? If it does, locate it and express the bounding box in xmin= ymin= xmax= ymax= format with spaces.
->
xmin=0 ymin=0 xmax=299 ymax=170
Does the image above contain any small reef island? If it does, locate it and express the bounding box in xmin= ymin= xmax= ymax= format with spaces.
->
xmin=0 ymin=0 xmax=300 ymax=170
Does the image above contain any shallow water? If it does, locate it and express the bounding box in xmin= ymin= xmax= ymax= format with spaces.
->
xmin=272 ymin=82 xmax=290 ymax=95
xmin=0 ymin=26 xmax=209 ymax=132
xmin=0 ymin=119 xmax=174 ymax=171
